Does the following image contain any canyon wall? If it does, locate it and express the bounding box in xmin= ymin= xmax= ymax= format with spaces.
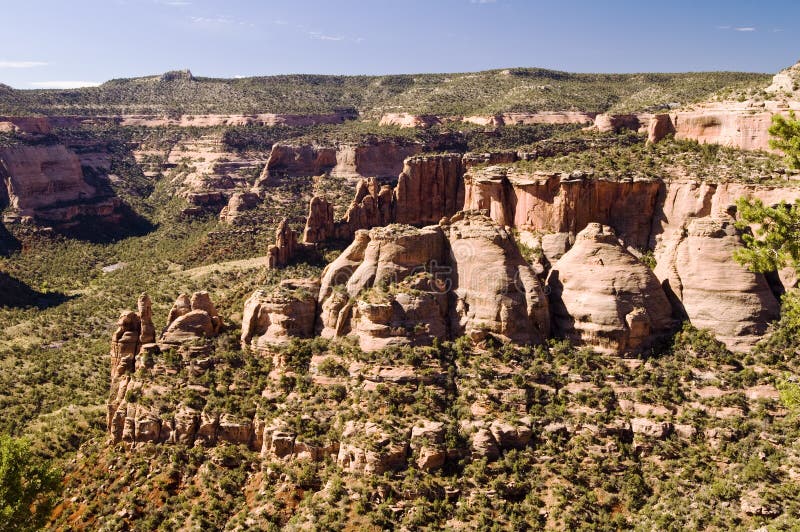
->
xmin=0 ymin=144 xmax=122 ymax=223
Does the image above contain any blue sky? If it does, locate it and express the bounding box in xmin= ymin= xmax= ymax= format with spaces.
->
xmin=0 ymin=0 xmax=797 ymax=89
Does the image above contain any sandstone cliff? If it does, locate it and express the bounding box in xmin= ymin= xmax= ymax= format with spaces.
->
xmin=311 ymin=211 xmax=549 ymax=349
xmin=548 ymin=223 xmax=674 ymax=355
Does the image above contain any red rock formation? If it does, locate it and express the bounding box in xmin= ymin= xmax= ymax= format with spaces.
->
xmin=547 ymin=223 xmax=674 ymax=355
xmin=0 ymin=116 xmax=52 ymax=135
xmin=267 ymin=219 xmax=298 ymax=269
xmin=219 ymin=192 xmax=260 ymax=224
xmin=333 ymin=140 xmax=422 ymax=179
xmin=647 ymin=114 xmax=676 ymax=144
xmin=655 ymin=216 xmax=779 ymax=352
xmin=0 ymin=144 xmax=124 ymax=224
xmin=464 ymin=167 xmax=661 ymax=249
xmin=303 ymin=196 xmax=335 ymax=244
xmin=593 ymin=114 xmax=641 ymax=133
xmin=260 ymin=144 xmax=337 ymax=179
xmin=379 ymin=113 xmax=442 ymax=128
xmin=241 ymin=279 xmax=320 ymax=349
xmin=394 ymin=154 xmax=464 ymax=225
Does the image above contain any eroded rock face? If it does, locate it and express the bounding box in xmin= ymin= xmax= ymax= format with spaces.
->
xmin=0 ymin=144 xmax=121 ymax=223
xmin=547 ymin=223 xmax=674 ymax=355
xmin=316 ymin=224 xmax=448 ymax=349
xmin=647 ymin=114 xmax=675 ymax=144
xmin=303 ymin=154 xmax=466 ymax=244
xmin=267 ymin=219 xmax=298 ymax=269
xmin=219 ymin=192 xmax=260 ymax=224
xmin=394 ymin=155 xmax=464 ymax=225
xmin=261 ymin=144 xmax=337 ymax=179
xmin=137 ymin=293 xmax=156 ymax=345
xmin=161 ymin=291 xmax=223 ymax=344
xmin=593 ymin=114 xmax=641 ymax=133
xmin=655 ymin=216 xmax=779 ymax=351
xmin=242 ymin=279 xmax=320 ymax=350
xmin=333 ymin=141 xmax=422 ymax=179
xmin=464 ymin=168 xmax=661 ymax=250
xmin=443 ymin=211 xmax=550 ymax=344
xmin=379 ymin=113 xmax=442 ymax=128
xmin=311 ymin=211 xmax=549 ymax=349
xmin=303 ymin=196 xmax=336 ymax=244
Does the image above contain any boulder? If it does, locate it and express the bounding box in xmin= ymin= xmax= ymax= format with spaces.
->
xmin=410 ymin=420 xmax=446 ymax=471
xmin=547 ymin=223 xmax=674 ymax=355
xmin=470 ymin=428 xmax=500 ymax=460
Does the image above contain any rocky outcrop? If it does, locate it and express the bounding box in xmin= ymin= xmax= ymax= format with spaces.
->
xmin=463 ymin=112 xmax=596 ymax=127
xmin=219 ymin=192 xmax=260 ymax=224
xmin=593 ymin=114 xmax=641 ymax=133
xmin=259 ymin=144 xmax=337 ymax=180
xmin=267 ymin=219 xmax=298 ymax=269
xmin=316 ymin=224 xmax=448 ymax=349
xmin=647 ymin=114 xmax=675 ymax=144
xmin=654 ymin=216 xmax=779 ymax=351
xmin=332 ymin=140 xmax=422 ymax=179
xmin=0 ymin=116 xmax=52 ymax=135
xmin=663 ymin=64 xmax=800 ymax=151
xmin=241 ymin=279 xmax=320 ymax=350
xmin=0 ymin=144 xmax=121 ymax=223
xmin=379 ymin=113 xmax=442 ymax=128
xmin=394 ymin=154 xmax=464 ymax=225
xmin=443 ymin=211 xmax=550 ymax=343
xmin=137 ymin=294 xmax=156 ymax=345
xmin=464 ymin=167 xmax=661 ymax=250
xmin=313 ymin=211 xmax=549 ymax=349
xmin=303 ymin=196 xmax=336 ymax=244
xmin=161 ymin=291 xmax=223 ymax=344
xmin=303 ymin=154 xmax=466 ymax=244
xmin=547 ymin=223 xmax=674 ymax=355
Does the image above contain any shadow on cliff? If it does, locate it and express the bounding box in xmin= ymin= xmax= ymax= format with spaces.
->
xmin=0 ymin=271 xmax=73 ymax=309
xmin=53 ymin=203 xmax=156 ymax=244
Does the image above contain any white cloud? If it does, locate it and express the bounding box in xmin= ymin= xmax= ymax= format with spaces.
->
xmin=734 ymin=26 xmax=756 ymax=32
xmin=164 ymin=0 xmax=191 ymax=5
xmin=0 ymin=61 xmax=48 ymax=68
xmin=30 ymin=81 xmax=101 ymax=89
xmin=471 ymin=0 xmax=497 ymax=3
xmin=309 ymin=31 xmax=344 ymax=41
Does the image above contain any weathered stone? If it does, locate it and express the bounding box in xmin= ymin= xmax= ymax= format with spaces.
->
xmin=548 ymin=223 xmax=674 ymax=355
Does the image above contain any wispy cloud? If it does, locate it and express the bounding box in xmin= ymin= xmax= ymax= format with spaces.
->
xmin=30 ymin=81 xmax=101 ymax=89
xmin=306 ymin=29 xmax=363 ymax=43
xmin=471 ymin=0 xmax=497 ymax=4
xmin=164 ymin=0 xmax=191 ymax=5
xmin=0 ymin=61 xmax=48 ymax=68
xmin=308 ymin=31 xmax=344 ymax=42
xmin=189 ymin=15 xmax=254 ymax=28
xmin=717 ymin=25 xmax=757 ymax=32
